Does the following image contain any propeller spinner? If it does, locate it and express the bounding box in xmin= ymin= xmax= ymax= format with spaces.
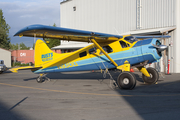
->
xmin=152 ymin=44 xmax=168 ymax=52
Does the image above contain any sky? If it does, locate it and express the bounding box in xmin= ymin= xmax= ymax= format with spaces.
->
xmin=0 ymin=0 xmax=63 ymax=47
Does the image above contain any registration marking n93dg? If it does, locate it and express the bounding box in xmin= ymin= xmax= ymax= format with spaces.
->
xmin=58 ymin=62 xmax=78 ymax=69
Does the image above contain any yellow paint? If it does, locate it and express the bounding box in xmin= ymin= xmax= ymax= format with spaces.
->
xmin=58 ymin=62 xmax=78 ymax=69
xmin=9 ymin=66 xmax=35 ymax=73
xmin=117 ymin=60 xmax=130 ymax=71
xmin=31 ymin=34 xmax=119 ymax=43
xmin=19 ymin=34 xmax=23 ymax=37
xmin=138 ymin=67 xmax=150 ymax=77
xmin=0 ymin=82 xmax=177 ymax=97
xmin=0 ymin=82 xmax=132 ymax=97
xmin=34 ymin=39 xmax=69 ymax=67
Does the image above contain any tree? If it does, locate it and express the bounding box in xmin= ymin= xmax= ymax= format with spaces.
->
xmin=19 ymin=42 xmax=30 ymax=50
xmin=10 ymin=42 xmax=30 ymax=50
xmin=44 ymin=23 xmax=60 ymax=49
xmin=9 ymin=43 xmax=18 ymax=50
xmin=0 ymin=9 xmax=10 ymax=50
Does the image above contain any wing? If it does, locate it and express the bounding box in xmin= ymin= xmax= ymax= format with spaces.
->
xmin=14 ymin=24 xmax=123 ymax=43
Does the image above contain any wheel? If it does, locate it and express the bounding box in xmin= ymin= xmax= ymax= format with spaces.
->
xmin=0 ymin=71 xmax=3 ymax=74
xmin=36 ymin=76 xmax=43 ymax=83
xmin=117 ymin=72 xmax=136 ymax=90
xmin=142 ymin=67 xmax=159 ymax=84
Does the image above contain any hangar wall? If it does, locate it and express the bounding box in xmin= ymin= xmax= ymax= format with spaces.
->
xmin=60 ymin=0 xmax=175 ymax=33
xmin=60 ymin=0 xmax=179 ymax=73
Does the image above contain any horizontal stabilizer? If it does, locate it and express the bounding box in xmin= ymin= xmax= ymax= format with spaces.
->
xmin=9 ymin=66 xmax=42 ymax=73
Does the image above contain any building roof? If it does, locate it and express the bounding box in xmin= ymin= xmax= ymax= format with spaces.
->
xmin=121 ymin=26 xmax=176 ymax=36
xmin=0 ymin=47 xmax=11 ymax=52
xmin=60 ymin=0 xmax=72 ymax=4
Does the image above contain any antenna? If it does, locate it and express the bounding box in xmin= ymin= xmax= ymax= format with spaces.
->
xmin=114 ymin=27 xmax=121 ymax=35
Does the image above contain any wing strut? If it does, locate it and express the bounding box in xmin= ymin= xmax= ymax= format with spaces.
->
xmin=91 ymin=39 xmax=118 ymax=67
xmin=91 ymin=39 xmax=131 ymax=71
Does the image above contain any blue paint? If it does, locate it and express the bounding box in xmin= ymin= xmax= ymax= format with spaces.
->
xmin=14 ymin=24 xmax=123 ymax=39
xmin=41 ymin=52 xmax=53 ymax=62
xmin=133 ymin=39 xmax=152 ymax=47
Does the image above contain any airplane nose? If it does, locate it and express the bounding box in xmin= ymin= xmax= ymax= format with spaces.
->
xmin=152 ymin=44 xmax=168 ymax=52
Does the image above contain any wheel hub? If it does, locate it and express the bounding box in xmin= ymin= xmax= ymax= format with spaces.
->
xmin=123 ymin=78 xmax=129 ymax=85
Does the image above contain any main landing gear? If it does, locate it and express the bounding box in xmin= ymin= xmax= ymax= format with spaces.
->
xmin=117 ymin=67 xmax=159 ymax=90
xmin=116 ymin=61 xmax=159 ymax=90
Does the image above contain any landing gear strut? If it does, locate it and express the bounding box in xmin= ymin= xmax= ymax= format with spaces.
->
xmin=36 ymin=74 xmax=50 ymax=83
xmin=142 ymin=67 xmax=159 ymax=84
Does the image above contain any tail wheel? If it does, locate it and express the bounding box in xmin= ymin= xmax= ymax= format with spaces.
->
xmin=117 ymin=72 xmax=136 ymax=90
xmin=36 ymin=76 xmax=43 ymax=83
xmin=142 ymin=67 xmax=159 ymax=84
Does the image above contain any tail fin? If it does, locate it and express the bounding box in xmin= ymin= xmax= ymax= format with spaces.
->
xmin=34 ymin=39 xmax=64 ymax=66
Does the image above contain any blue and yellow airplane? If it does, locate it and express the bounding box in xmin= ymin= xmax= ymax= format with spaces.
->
xmin=10 ymin=24 xmax=170 ymax=90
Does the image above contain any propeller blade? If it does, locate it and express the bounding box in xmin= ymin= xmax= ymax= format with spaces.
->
xmin=152 ymin=44 xmax=168 ymax=52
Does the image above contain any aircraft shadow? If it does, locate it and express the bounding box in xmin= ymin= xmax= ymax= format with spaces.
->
xmin=114 ymin=73 xmax=180 ymax=119
xmin=23 ymin=70 xmax=122 ymax=81
xmin=0 ymin=99 xmax=30 ymax=120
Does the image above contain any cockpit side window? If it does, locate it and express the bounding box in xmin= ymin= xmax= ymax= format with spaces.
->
xmin=119 ymin=41 xmax=129 ymax=48
xmin=100 ymin=45 xmax=113 ymax=54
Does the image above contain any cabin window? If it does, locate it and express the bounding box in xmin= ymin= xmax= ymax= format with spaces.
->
xmin=79 ymin=51 xmax=87 ymax=57
xmin=119 ymin=41 xmax=130 ymax=48
xmin=100 ymin=45 xmax=113 ymax=54
xmin=124 ymin=36 xmax=137 ymax=43
xmin=89 ymin=47 xmax=96 ymax=54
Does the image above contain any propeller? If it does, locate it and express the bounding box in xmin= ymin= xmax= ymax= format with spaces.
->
xmin=152 ymin=44 xmax=168 ymax=52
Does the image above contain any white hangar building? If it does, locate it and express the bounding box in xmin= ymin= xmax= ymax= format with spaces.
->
xmin=60 ymin=0 xmax=180 ymax=73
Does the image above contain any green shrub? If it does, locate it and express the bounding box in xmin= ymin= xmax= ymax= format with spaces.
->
xmin=12 ymin=62 xmax=30 ymax=67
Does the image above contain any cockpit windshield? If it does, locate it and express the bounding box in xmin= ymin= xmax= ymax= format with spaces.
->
xmin=124 ymin=36 xmax=138 ymax=43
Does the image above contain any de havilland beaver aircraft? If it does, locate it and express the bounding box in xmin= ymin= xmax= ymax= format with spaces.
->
xmin=10 ymin=24 xmax=170 ymax=90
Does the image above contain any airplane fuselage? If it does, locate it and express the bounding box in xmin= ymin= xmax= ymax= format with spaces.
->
xmin=34 ymin=38 xmax=161 ymax=74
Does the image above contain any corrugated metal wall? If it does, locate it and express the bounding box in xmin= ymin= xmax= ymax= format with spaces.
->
xmin=141 ymin=0 xmax=175 ymax=29
xmin=60 ymin=0 xmax=177 ymax=73
xmin=61 ymin=0 xmax=175 ymax=34
xmin=61 ymin=0 xmax=137 ymax=34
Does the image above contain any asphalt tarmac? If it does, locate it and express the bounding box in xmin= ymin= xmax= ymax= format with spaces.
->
xmin=0 ymin=70 xmax=180 ymax=120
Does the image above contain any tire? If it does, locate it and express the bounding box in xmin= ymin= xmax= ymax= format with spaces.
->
xmin=117 ymin=72 xmax=136 ymax=90
xmin=36 ymin=76 xmax=43 ymax=83
xmin=142 ymin=67 xmax=159 ymax=84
